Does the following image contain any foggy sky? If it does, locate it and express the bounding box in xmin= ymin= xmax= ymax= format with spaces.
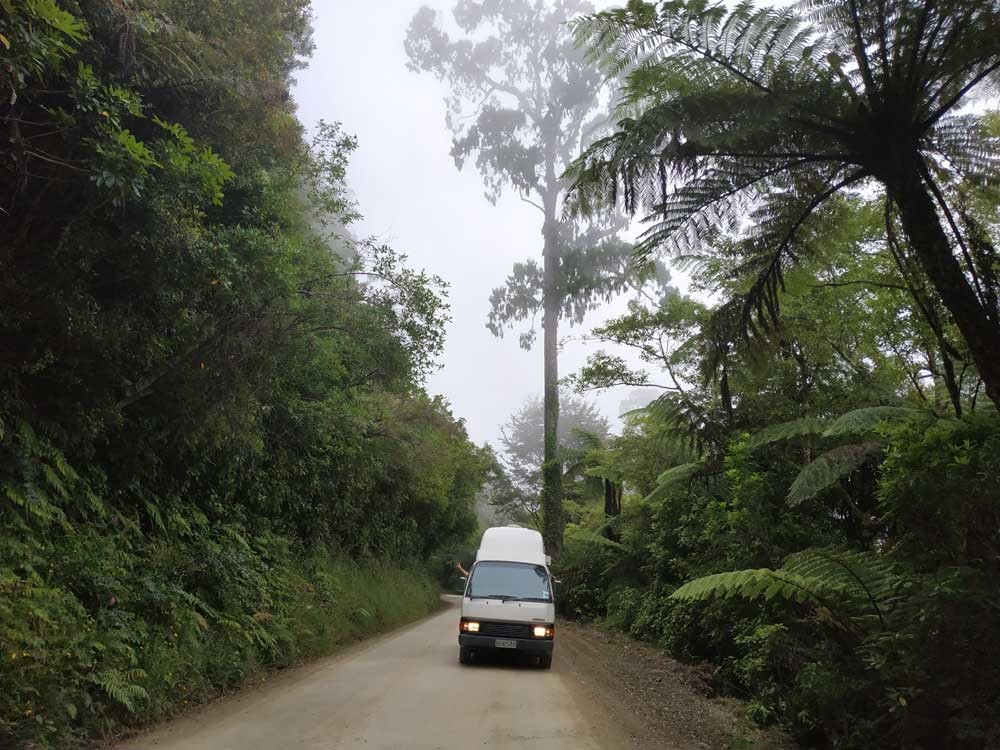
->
xmin=293 ymin=0 xmax=668 ymax=448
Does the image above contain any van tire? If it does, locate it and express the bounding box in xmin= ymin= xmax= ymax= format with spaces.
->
xmin=459 ymin=646 xmax=472 ymax=665
xmin=538 ymin=654 xmax=552 ymax=669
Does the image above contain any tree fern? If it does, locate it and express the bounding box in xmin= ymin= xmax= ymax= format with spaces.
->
xmin=741 ymin=407 xmax=928 ymax=505
xmin=565 ymin=525 xmax=628 ymax=550
xmin=635 ymin=391 xmax=730 ymax=455
xmin=568 ymin=0 xmax=1000 ymax=404
xmin=583 ymin=465 xmax=619 ymax=482
xmin=781 ymin=547 xmax=911 ymax=626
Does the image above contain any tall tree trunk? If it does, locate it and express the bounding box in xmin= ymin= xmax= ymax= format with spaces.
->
xmin=939 ymin=346 xmax=963 ymax=418
xmin=891 ymin=169 xmax=1000 ymax=406
xmin=540 ymin=212 xmax=563 ymax=558
xmin=603 ymin=479 xmax=622 ymax=541
xmin=604 ymin=479 xmax=622 ymax=518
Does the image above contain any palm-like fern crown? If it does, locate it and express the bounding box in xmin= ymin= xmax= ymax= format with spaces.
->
xmin=568 ymin=0 xmax=1000 ymax=334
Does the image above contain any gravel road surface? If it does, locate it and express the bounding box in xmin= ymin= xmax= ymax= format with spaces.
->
xmin=115 ymin=596 xmax=630 ymax=750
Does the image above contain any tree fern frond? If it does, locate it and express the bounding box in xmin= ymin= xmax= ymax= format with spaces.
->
xmin=787 ymin=442 xmax=882 ymax=506
xmin=635 ymin=391 xmax=728 ymax=455
xmin=782 ymin=547 xmax=912 ymax=623
xmin=565 ymin=526 xmax=628 ymax=550
xmin=747 ymin=416 xmax=825 ymax=449
xmin=821 ymin=406 xmax=926 ymax=437
xmin=670 ymin=567 xmax=845 ymax=605
xmin=642 ymin=460 xmax=706 ymax=502
xmin=927 ymin=115 xmax=1000 ymax=185
xmin=628 ymin=1 xmax=826 ymax=87
xmin=569 ymin=427 xmax=608 ymax=453
xmin=674 ymin=547 xmax=914 ymax=636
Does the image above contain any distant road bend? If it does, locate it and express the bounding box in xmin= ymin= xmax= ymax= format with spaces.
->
xmin=116 ymin=596 xmax=631 ymax=750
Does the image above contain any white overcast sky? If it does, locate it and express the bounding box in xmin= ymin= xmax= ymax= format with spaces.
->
xmin=293 ymin=0 xmax=667 ymax=447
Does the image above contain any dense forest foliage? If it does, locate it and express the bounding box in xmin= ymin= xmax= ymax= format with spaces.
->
xmin=549 ymin=2 xmax=1000 ymax=749
xmin=0 ymin=1 xmax=487 ymax=746
xmin=557 ymin=204 xmax=1000 ymax=748
xmin=5 ymin=1 xmax=1000 ymax=749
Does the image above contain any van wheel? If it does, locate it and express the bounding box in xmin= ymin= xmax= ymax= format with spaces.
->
xmin=459 ymin=646 xmax=472 ymax=665
xmin=538 ymin=654 xmax=552 ymax=670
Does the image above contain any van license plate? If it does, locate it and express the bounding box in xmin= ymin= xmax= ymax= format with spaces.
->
xmin=495 ymin=639 xmax=517 ymax=649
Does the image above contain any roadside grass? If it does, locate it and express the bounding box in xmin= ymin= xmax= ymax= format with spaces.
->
xmin=133 ymin=555 xmax=443 ymax=726
xmin=2 ymin=532 xmax=441 ymax=749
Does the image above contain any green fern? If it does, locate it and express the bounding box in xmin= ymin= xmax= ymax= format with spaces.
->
xmin=568 ymin=427 xmax=608 ymax=453
xmin=742 ymin=408 xmax=928 ymax=505
xmin=670 ymin=568 xmax=845 ymax=606
xmin=565 ymin=526 xmax=628 ymax=550
xmin=642 ymin=460 xmax=706 ymax=502
xmin=787 ymin=442 xmax=882 ymax=506
xmin=673 ymin=547 xmax=913 ymax=634
xmin=746 ymin=417 xmax=824 ymax=449
xmin=637 ymin=392 xmax=729 ymax=455
xmin=567 ymin=0 xmax=1000 ymax=380
xmin=781 ymin=548 xmax=911 ymax=625
xmin=583 ymin=465 xmax=619 ymax=481
xmin=821 ymin=407 xmax=927 ymax=437
xmin=91 ymin=669 xmax=149 ymax=713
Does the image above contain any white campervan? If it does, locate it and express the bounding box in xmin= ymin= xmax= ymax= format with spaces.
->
xmin=458 ymin=525 xmax=556 ymax=669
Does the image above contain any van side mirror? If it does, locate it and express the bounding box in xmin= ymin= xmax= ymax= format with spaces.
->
xmin=460 ymin=576 xmax=467 ymax=582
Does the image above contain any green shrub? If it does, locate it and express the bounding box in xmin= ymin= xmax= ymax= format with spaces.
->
xmin=603 ymin=586 xmax=644 ymax=632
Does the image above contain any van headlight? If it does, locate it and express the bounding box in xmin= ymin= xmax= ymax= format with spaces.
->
xmin=460 ymin=619 xmax=480 ymax=633
xmin=532 ymin=625 xmax=554 ymax=638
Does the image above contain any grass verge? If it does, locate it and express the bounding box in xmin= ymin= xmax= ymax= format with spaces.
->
xmin=2 ymin=536 xmax=441 ymax=749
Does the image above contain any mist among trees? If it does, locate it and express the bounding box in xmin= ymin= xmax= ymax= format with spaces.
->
xmin=406 ymin=0 xmax=669 ymax=556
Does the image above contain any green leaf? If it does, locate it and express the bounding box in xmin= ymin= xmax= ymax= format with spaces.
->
xmin=26 ymin=0 xmax=87 ymax=40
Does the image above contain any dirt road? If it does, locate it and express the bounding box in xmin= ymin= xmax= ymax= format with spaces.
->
xmin=116 ymin=596 xmax=631 ymax=750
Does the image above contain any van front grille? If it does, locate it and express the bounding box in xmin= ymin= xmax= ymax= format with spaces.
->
xmin=477 ymin=621 xmax=535 ymax=639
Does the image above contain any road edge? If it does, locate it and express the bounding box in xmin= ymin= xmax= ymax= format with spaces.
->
xmin=98 ymin=595 xmax=459 ymax=748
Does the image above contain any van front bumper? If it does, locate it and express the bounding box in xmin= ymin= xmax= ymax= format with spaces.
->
xmin=459 ymin=634 xmax=554 ymax=654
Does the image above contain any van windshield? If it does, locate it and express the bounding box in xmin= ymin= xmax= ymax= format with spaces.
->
xmin=467 ymin=561 xmax=552 ymax=602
